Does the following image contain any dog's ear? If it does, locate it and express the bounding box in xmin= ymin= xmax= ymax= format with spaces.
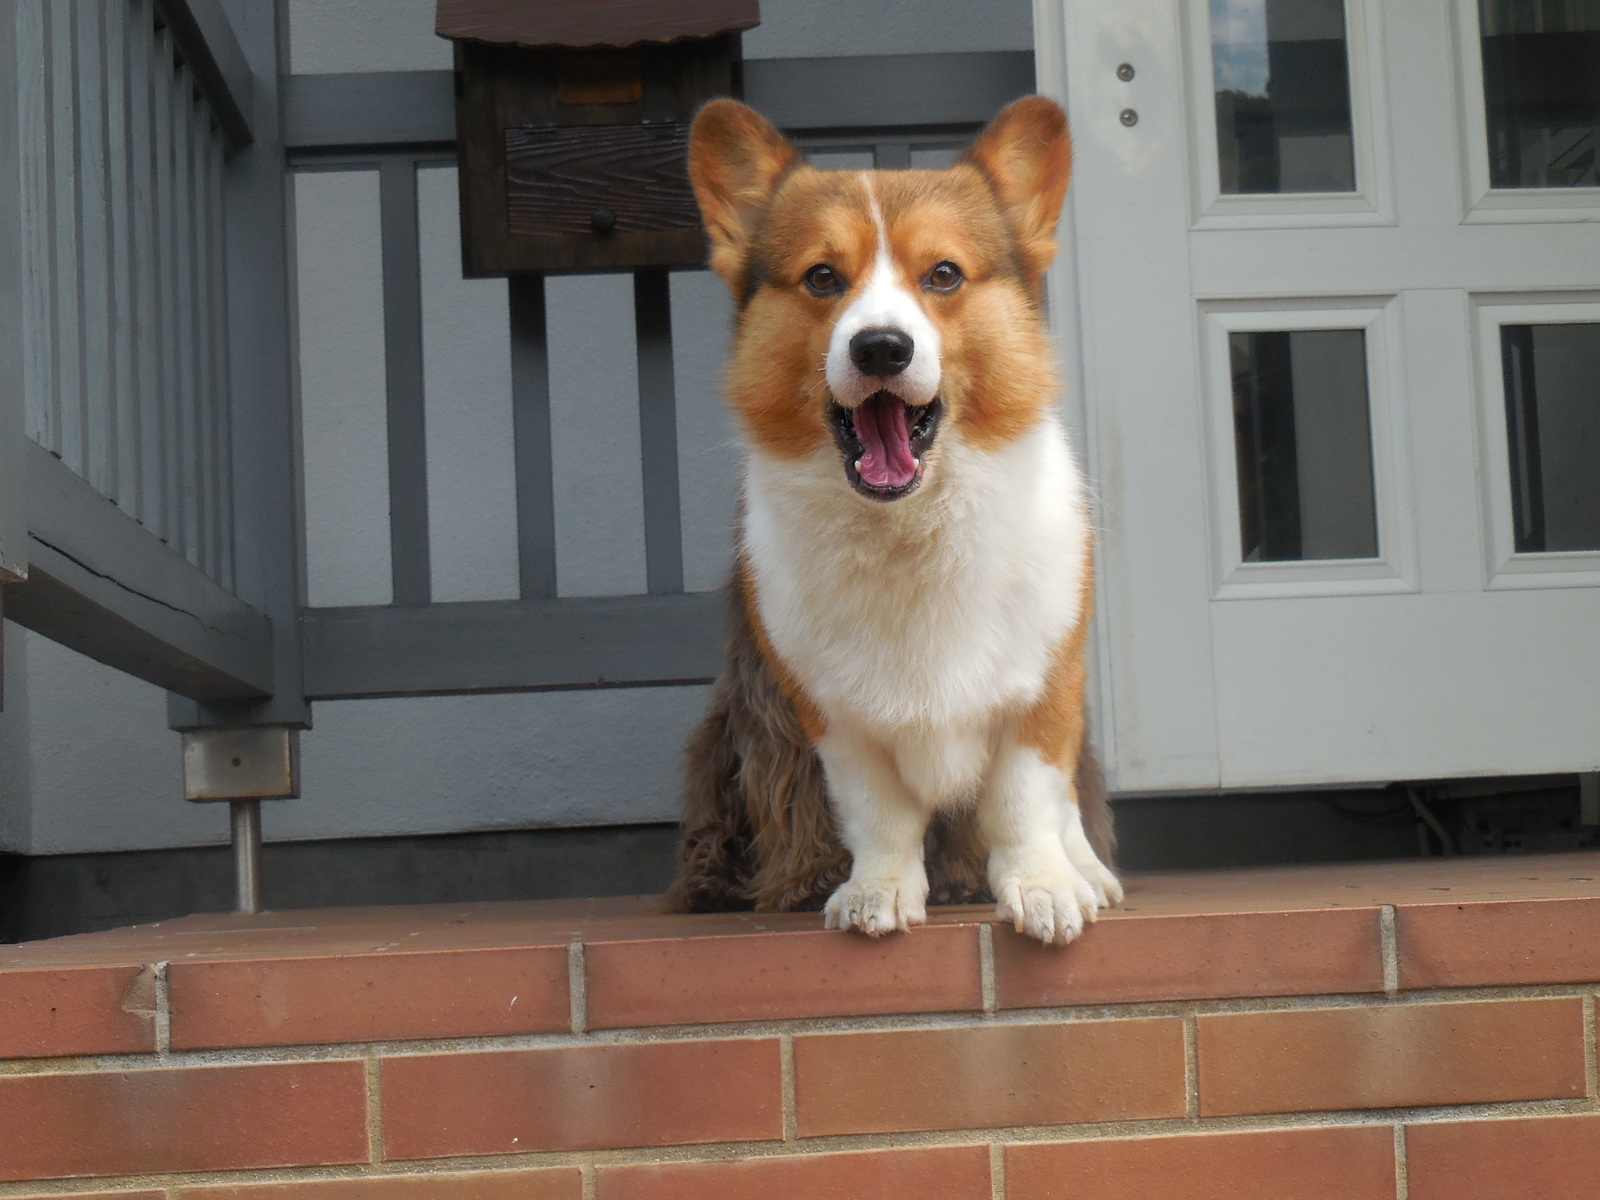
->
xmin=689 ymin=99 xmax=800 ymax=290
xmin=962 ymin=96 xmax=1072 ymax=279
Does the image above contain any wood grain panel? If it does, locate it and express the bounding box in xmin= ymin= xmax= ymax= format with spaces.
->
xmin=505 ymin=123 xmax=700 ymax=236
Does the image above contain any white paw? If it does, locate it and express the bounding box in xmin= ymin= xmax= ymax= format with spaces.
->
xmin=1072 ymin=856 xmax=1124 ymax=909
xmin=824 ymin=875 xmax=927 ymax=936
xmin=994 ymin=863 xmax=1105 ymax=945
xmin=1061 ymin=824 xmax=1124 ymax=909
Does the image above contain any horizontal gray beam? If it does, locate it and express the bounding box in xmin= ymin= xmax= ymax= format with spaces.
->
xmin=153 ymin=0 xmax=255 ymax=149
xmin=6 ymin=441 xmax=274 ymax=701
xmin=281 ymin=52 xmax=1032 ymax=153
xmin=744 ymin=51 xmax=1033 ymax=130
xmin=301 ymin=592 xmax=724 ymax=699
xmin=284 ymin=70 xmax=457 ymax=152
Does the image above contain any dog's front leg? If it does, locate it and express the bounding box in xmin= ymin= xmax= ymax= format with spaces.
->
xmin=980 ymin=740 xmax=1109 ymax=945
xmin=818 ymin=730 xmax=930 ymax=936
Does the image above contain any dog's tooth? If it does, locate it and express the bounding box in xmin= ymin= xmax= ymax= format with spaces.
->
xmin=854 ymin=459 xmax=862 ymax=472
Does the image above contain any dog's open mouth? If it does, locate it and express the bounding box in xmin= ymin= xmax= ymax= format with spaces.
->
xmin=827 ymin=391 xmax=943 ymax=501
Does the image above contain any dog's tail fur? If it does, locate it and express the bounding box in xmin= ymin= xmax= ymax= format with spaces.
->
xmin=667 ymin=580 xmax=1115 ymax=913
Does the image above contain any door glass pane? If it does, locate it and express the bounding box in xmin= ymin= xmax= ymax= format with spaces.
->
xmin=1231 ymin=328 xmax=1378 ymax=561
xmin=1502 ymin=322 xmax=1600 ymax=552
xmin=1211 ymin=0 xmax=1357 ymax=193
xmin=1480 ymin=1 xmax=1600 ymax=188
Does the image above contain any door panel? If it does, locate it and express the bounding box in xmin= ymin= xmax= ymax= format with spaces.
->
xmin=1212 ymin=589 xmax=1600 ymax=783
xmin=1048 ymin=0 xmax=1600 ymax=790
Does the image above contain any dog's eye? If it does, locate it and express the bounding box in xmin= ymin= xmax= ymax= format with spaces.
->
xmin=803 ymin=264 xmax=844 ymax=296
xmin=926 ymin=261 xmax=964 ymax=293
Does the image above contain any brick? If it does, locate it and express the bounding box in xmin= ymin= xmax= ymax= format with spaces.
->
xmin=995 ymin=908 xmax=1383 ymax=1009
xmin=1407 ymin=1114 xmax=1600 ymax=1200
xmin=0 ymin=1061 xmax=367 ymax=1182
xmin=1398 ymin=898 xmax=1600 ymax=989
xmin=11 ymin=1193 xmax=165 ymax=1200
xmin=585 ymin=925 xmax=983 ymax=1029
xmin=794 ymin=1018 xmax=1184 ymax=1137
xmin=1198 ymin=998 xmax=1585 ymax=1116
xmin=1007 ymin=1126 xmax=1396 ymax=1200
xmin=597 ymin=1145 xmax=992 ymax=1200
xmin=168 ymin=946 xmax=569 ymax=1049
xmin=180 ymin=1169 xmax=582 ymax=1199
xmin=0 ymin=964 xmax=157 ymax=1058
xmin=382 ymin=1039 xmax=782 ymax=1159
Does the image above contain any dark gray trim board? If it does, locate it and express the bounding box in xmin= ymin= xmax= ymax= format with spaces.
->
xmin=746 ymin=52 xmax=1034 ymax=130
xmin=9 ymin=441 xmax=273 ymax=700
xmin=301 ymin=591 xmax=723 ymax=699
xmin=0 ymin=0 xmax=26 ymax=583
xmin=283 ymin=70 xmax=457 ymax=152
xmin=281 ymin=52 xmax=1034 ymax=153
xmin=0 ymin=824 xmax=682 ymax=942
xmin=152 ymin=0 xmax=255 ymax=150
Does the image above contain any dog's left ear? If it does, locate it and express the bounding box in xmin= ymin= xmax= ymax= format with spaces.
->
xmin=963 ymin=96 xmax=1072 ymax=279
xmin=689 ymin=99 xmax=801 ymax=292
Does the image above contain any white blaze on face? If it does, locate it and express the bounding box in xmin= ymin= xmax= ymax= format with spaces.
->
xmin=823 ymin=175 xmax=942 ymax=410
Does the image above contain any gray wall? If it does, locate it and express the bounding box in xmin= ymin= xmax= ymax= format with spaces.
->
xmin=0 ymin=0 xmax=1032 ymax=857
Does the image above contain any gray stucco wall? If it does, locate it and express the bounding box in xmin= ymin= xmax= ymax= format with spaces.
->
xmin=0 ymin=0 xmax=1032 ymax=856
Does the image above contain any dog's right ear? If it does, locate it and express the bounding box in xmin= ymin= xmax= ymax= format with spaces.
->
xmin=689 ymin=100 xmax=799 ymax=291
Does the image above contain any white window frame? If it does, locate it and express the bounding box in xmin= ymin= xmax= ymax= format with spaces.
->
xmin=1197 ymin=295 xmax=1417 ymax=598
xmin=1471 ymin=291 xmax=1600 ymax=589
xmin=1451 ymin=0 xmax=1600 ymax=224
xmin=1182 ymin=0 xmax=1394 ymax=229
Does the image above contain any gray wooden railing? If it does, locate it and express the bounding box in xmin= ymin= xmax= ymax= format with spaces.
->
xmin=282 ymin=52 xmax=1032 ymax=703
xmin=1 ymin=0 xmax=297 ymax=714
xmin=1 ymin=1 xmax=1031 ymax=713
xmin=19 ymin=0 xmax=234 ymax=584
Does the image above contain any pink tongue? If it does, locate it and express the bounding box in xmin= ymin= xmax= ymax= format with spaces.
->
xmin=855 ymin=395 xmax=918 ymax=489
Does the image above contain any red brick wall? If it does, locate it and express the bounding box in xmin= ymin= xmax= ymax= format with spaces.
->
xmin=2 ymin=871 xmax=1598 ymax=1197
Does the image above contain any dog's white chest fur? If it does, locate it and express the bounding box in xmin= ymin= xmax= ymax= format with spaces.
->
xmin=742 ymin=416 xmax=1090 ymax=806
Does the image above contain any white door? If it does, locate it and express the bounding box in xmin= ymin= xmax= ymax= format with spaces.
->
xmin=1038 ymin=0 xmax=1600 ymax=792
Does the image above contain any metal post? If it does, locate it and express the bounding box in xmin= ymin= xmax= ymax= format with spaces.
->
xmin=230 ymin=797 xmax=262 ymax=914
xmin=182 ymin=727 xmax=298 ymax=914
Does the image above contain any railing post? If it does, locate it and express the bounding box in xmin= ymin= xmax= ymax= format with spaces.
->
xmin=634 ymin=269 xmax=684 ymax=596
xmin=0 ymin=0 xmax=29 ymax=589
xmin=164 ymin=0 xmax=309 ymax=917
xmin=167 ymin=0 xmax=307 ymax=733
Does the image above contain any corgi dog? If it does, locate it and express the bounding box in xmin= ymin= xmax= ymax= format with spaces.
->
xmin=669 ymin=96 xmax=1120 ymax=944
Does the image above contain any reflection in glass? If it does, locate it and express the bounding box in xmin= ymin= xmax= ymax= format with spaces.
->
xmin=1231 ymin=329 xmax=1378 ymax=561
xmin=1502 ymin=323 xmax=1600 ymax=552
xmin=1480 ymin=1 xmax=1600 ymax=188
xmin=1210 ymin=0 xmax=1357 ymax=193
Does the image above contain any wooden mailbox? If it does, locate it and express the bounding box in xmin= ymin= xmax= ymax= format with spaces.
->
xmin=437 ymin=0 xmax=760 ymax=275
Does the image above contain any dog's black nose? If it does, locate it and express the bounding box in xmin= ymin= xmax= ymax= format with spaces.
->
xmin=849 ymin=328 xmax=914 ymax=377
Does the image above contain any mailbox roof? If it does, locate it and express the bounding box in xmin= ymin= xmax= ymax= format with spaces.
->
xmin=437 ymin=0 xmax=759 ymax=49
